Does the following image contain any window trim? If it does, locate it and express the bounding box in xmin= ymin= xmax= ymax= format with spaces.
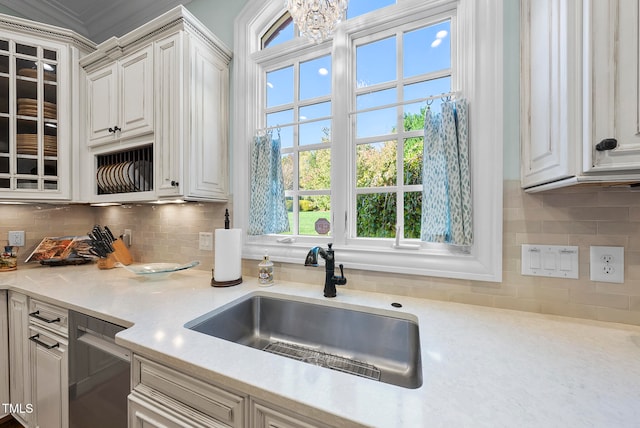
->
xmin=233 ymin=0 xmax=503 ymax=282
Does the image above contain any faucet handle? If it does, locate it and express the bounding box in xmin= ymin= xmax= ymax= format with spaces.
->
xmin=336 ymin=264 xmax=347 ymax=286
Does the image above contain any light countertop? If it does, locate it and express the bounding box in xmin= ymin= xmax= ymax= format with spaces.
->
xmin=2 ymin=264 xmax=640 ymax=427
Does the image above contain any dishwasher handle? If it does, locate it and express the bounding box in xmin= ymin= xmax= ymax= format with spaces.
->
xmin=77 ymin=325 xmax=131 ymax=362
xmin=29 ymin=334 xmax=60 ymax=349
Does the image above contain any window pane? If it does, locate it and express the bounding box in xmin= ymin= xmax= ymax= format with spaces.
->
xmin=356 ymin=88 xmax=396 ymax=110
xmin=263 ymin=14 xmax=294 ymax=48
xmin=356 ymin=108 xmax=396 ymax=138
xmin=298 ymin=196 xmax=331 ymax=236
xmin=347 ymin=0 xmax=395 ymax=18
xmin=404 ymin=77 xmax=451 ymax=101
xmin=300 ymin=55 xmax=331 ymax=100
xmin=266 ymin=66 xmax=294 ymax=108
xmin=299 ymin=149 xmax=331 ymax=190
xmin=404 ymin=21 xmax=451 ymax=78
xmin=282 ymin=153 xmax=294 ymax=190
xmin=356 ymin=36 xmax=396 ymax=87
xmin=404 ymin=191 xmax=422 ymax=239
xmin=356 ymin=193 xmax=396 ymax=238
xmin=356 ymin=141 xmax=397 ymax=187
xmin=299 ymin=102 xmax=331 ymax=146
xmin=404 ymin=137 xmax=423 ymax=185
xmin=266 ymin=110 xmax=293 ymax=148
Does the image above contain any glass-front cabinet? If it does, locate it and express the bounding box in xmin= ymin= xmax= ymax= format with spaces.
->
xmin=0 ymin=15 xmax=93 ymax=201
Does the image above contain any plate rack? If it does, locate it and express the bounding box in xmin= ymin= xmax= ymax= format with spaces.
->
xmin=96 ymin=145 xmax=153 ymax=194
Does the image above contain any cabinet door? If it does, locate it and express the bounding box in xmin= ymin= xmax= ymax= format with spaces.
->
xmin=86 ymin=63 xmax=118 ymax=145
xmin=0 ymin=291 xmax=9 ymax=419
xmin=8 ymin=292 xmax=32 ymax=427
xmin=119 ymin=44 xmax=154 ymax=140
xmin=251 ymin=401 xmax=331 ymax=428
xmin=520 ymin=0 xmax=582 ymax=188
xmin=186 ymin=36 xmax=229 ymax=200
xmin=129 ymin=392 xmax=222 ymax=428
xmin=29 ymin=325 xmax=68 ymax=428
xmin=587 ymin=0 xmax=640 ymax=171
xmin=155 ymin=33 xmax=183 ymax=198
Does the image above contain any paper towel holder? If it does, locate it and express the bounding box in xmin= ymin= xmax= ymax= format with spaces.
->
xmin=211 ymin=272 xmax=243 ymax=287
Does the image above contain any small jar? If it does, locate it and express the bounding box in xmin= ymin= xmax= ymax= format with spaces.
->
xmin=258 ymin=253 xmax=273 ymax=285
xmin=0 ymin=246 xmax=17 ymax=272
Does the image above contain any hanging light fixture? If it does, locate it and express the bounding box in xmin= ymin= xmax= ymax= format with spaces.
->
xmin=286 ymin=0 xmax=348 ymax=43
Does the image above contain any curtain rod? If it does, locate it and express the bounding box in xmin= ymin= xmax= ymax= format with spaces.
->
xmin=348 ymin=91 xmax=460 ymax=116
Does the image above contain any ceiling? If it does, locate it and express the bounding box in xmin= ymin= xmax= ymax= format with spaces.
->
xmin=0 ymin=0 xmax=191 ymax=43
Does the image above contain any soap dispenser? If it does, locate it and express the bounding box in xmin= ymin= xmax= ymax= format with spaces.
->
xmin=258 ymin=252 xmax=274 ymax=285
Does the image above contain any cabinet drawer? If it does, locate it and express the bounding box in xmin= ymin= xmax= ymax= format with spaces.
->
xmin=133 ymin=356 xmax=245 ymax=428
xmin=28 ymin=299 xmax=68 ymax=336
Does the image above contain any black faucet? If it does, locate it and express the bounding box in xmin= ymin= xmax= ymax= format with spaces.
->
xmin=304 ymin=243 xmax=347 ymax=298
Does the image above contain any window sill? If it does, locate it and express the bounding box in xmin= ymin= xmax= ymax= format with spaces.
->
xmin=243 ymin=237 xmax=501 ymax=282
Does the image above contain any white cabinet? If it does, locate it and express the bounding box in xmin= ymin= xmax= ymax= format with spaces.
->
xmin=0 ymin=290 xmax=9 ymax=419
xmin=8 ymin=291 xmax=32 ymax=426
xmin=521 ymin=0 xmax=640 ymax=191
xmin=80 ymin=6 xmax=231 ymax=203
xmin=131 ymin=355 xmax=246 ymax=428
xmin=29 ymin=325 xmax=68 ymax=428
xmin=0 ymin=14 xmax=94 ymax=201
xmin=251 ymin=400 xmax=332 ymax=428
xmin=86 ymin=44 xmax=154 ymax=146
xmin=586 ymin=0 xmax=640 ymax=171
xmin=28 ymin=299 xmax=69 ymax=428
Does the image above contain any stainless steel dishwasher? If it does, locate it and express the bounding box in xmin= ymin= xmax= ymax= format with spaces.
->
xmin=68 ymin=311 xmax=130 ymax=428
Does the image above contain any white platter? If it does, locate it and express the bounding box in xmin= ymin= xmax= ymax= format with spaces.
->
xmin=119 ymin=260 xmax=200 ymax=280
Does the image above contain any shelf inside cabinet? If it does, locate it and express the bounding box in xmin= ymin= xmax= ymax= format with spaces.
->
xmin=96 ymin=145 xmax=153 ymax=195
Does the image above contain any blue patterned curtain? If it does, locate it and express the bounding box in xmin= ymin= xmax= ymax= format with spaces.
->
xmin=248 ymin=132 xmax=290 ymax=235
xmin=420 ymin=99 xmax=472 ymax=245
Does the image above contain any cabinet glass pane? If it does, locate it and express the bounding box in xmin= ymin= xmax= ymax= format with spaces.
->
xmin=16 ymin=58 xmax=37 ymax=78
xmin=16 ymin=80 xmax=37 ymax=117
xmin=43 ymin=63 xmax=57 ymax=82
xmin=0 ymin=156 xmax=6 ymax=172
xmin=17 ymin=179 xmax=37 ymax=189
xmin=0 ymin=117 xmax=7 ymax=154
xmin=0 ymin=76 xmax=8 ymax=114
xmin=0 ymin=40 xmax=7 ymax=52
xmin=0 ymin=178 xmax=9 ymax=188
xmin=17 ymin=119 xmax=37 ymax=156
xmin=44 ymin=160 xmax=57 ymax=176
xmin=44 ymin=123 xmax=57 ymax=158
xmin=0 ymin=54 xmax=8 ymax=74
xmin=44 ymin=180 xmax=57 ymax=190
xmin=16 ymin=44 xmax=37 ymax=57
xmin=43 ymin=49 xmax=56 ymax=61
xmin=44 ymin=83 xmax=57 ymax=119
xmin=17 ymin=158 xmax=37 ymax=175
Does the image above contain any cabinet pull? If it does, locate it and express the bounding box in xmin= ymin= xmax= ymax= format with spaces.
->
xmin=171 ymin=180 xmax=179 ymax=187
xmin=29 ymin=310 xmax=61 ymax=324
xmin=108 ymin=126 xmax=122 ymax=133
xmin=29 ymin=334 xmax=60 ymax=349
xmin=595 ymin=138 xmax=618 ymax=151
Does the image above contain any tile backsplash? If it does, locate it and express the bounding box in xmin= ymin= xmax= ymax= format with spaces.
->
xmin=2 ymin=179 xmax=639 ymax=326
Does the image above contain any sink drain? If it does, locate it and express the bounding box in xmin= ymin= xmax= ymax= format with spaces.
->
xmin=263 ymin=341 xmax=381 ymax=382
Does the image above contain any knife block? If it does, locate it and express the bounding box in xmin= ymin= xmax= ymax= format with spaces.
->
xmin=97 ymin=239 xmax=133 ymax=270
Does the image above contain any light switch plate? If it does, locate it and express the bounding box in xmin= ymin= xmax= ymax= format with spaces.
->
xmin=8 ymin=231 xmax=25 ymax=246
xmin=199 ymin=232 xmax=213 ymax=251
xmin=590 ymin=246 xmax=624 ymax=283
xmin=521 ymin=244 xmax=579 ymax=279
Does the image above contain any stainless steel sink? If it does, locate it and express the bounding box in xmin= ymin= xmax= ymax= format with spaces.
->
xmin=184 ymin=293 xmax=422 ymax=389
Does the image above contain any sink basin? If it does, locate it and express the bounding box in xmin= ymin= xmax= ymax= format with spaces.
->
xmin=185 ymin=293 xmax=422 ymax=389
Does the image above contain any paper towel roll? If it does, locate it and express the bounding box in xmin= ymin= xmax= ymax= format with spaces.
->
xmin=214 ymin=228 xmax=242 ymax=282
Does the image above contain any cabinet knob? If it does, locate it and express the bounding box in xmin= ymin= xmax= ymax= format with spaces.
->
xmin=171 ymin=180 xmax=179 ymax=187
xmin=108 ymin=126 xmax=122 ymax=133
xmin=595 ymin=138 xmax=617 ymax=151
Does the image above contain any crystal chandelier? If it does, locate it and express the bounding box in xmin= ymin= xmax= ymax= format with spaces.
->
xmin=286 ymin=0 xmax=349 ymax=43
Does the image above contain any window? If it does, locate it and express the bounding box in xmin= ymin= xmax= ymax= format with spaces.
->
xmin=234 ymin=0 xmax=504 ymax=282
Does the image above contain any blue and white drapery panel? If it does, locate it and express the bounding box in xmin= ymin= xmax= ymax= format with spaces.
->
xmin=248 ymin=131 xmax=290 ymax=235
xmin=420 ymin=99 xmax=472 ymax=246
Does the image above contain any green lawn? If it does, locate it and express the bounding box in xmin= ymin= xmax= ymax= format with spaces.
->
xmin=283 ymin=211 xmax=331 ymax=235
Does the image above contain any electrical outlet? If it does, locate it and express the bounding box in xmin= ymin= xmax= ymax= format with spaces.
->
xmin=199 ymin=232 xmax=213 ymax=251
xmin=8 ymin=231 xmax=25 ymax=246
xmin=590 ymin=246 xmax=624 ymax=283
xmin=123 ymin=229 xmax=132 ymax=247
